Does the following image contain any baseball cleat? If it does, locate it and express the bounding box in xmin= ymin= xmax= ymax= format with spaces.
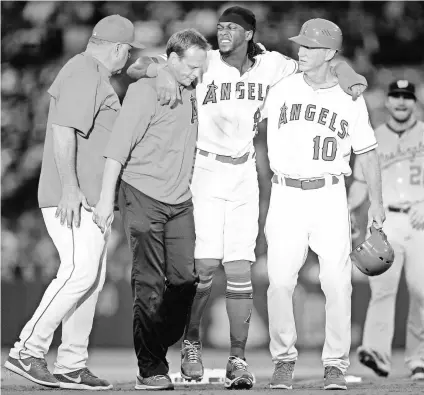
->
xmin=324 ymin=366 xmax=347 ymax=390
xmin=269 ymin=361 xmax=295 ymax=389
xmin=54 ymin=368 xmax=112 ymax=390
xmin=224 ymin=356 xmax=254 ymax=390
xmin=135 ymin=373 xmax=174 ymax=390
xmin=4 ymin=355 xmax=59 ymax=388
xmin=180 ymin=339 xmax=204 ymax=381
xmin=357 ymin=346 xmax=390 ymax=377
xmin=411 ymin=367 xmax=424 ymax=381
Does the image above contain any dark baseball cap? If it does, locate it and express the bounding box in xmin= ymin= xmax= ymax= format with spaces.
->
xmin=92 ymin=15 xmax=145 ymax=49
xmin=388 ymin=80 xmax=416 ymax=99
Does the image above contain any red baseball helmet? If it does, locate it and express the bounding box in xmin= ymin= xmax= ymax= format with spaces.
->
xmin=350 ymin=225 xmax=395 ymax=276
xmin=289 ymin=18 xmax=342 ymax=50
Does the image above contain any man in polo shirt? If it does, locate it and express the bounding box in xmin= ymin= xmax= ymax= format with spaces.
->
xmin=4 ymin=15 xmax=143 ymax=390
xmin=92 ymin=28 xmax=209 ymax=390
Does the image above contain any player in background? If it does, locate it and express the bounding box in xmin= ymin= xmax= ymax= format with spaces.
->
xmin=256 ymin=19 xmax=385 ymax=390
xmin=128 ymin=7 xmax=367 ymax=390
xmin=349 ymin=80 xmax=424 ymax=381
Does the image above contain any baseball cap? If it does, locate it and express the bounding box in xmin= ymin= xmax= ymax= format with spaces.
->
xmin=92 ymin=15 xmax=145 ymax=49
xmin=388 ymin=80 xmax=416 ymax=100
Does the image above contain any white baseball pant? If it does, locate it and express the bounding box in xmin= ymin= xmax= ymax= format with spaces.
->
xmin=9 ymin=207 xmax=110 ymax=374
xmin=266 ymin=176 xmax=352 ymax=374
xmin=190 ymin=151 xmax=259 ymax=263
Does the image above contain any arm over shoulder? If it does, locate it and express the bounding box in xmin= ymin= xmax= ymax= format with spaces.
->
xmin=265 ymin=51 xmax=298 ymax=87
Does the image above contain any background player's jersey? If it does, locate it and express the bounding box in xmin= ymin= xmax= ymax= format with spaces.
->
xmin=353 ymin=121 xmax=424 ymax=206
xmin=261 ymin=73 xmax=377 ymax=179
xmin=196 ymin=50 xmax=298 ymax=157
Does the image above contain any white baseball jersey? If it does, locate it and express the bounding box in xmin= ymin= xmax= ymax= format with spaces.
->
xmin=261 ymin=73 xmax=377 ymax=178
xmin=354 ymin=121 xmax=424 ymax=206
xmin=196 ymin=50 xmax=298 ymax=157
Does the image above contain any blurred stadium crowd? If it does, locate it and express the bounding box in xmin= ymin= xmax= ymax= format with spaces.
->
xmin=1 ymin=1 xmax=424 ymax=348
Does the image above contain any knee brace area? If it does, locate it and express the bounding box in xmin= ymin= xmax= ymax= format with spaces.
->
xmin=224 ymin=261 xmax=253 ymax=297
xmin=195 ymin=259 xmax=220 ymax=290
xmin=224 ymin=260 xmax=251 ymax=283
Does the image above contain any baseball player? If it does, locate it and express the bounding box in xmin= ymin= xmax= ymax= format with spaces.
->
xmin=4 ymin=15 xmax=143 ymax=390
xmin=257 ymin=19 xmax=385 ymax=390
xmin=349 ymin=80 xmax=424 ymax=380
xmin=93 ymin=29 xmax=209 ymax=390
xmin=127 ymin=7 xmax=368 ymax=390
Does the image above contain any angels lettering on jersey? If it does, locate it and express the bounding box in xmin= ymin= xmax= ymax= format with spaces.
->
xmin=252 ymin=101 xmax=350 ymax=143
xmin=202 ymin=80 xmax=270 ymax=105
xmin=277 ymin=102 xmax=349 ymax=140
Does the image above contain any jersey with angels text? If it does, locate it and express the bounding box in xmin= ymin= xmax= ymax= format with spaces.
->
xmin=196 ymin=50 xmax=297 ymax=157
xmin=261 ymin=72 xmax=377 ymax=178
xmin=353 ymin=121 xmax=424 ymax=206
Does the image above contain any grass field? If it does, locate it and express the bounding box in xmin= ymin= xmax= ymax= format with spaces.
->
xmin=2 ymin=348 xmax=424 ymax=394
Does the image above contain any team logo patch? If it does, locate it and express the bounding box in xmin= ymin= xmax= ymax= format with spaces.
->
xmin=397 ymin=80 xmax=408 ymax=89
xmin=278 ymin=103 xmax=288 ymax=128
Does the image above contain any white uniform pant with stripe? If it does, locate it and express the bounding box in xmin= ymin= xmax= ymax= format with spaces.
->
xmin=266 ymin=177 xmax=352 ymax=374
xmin=361 ymin=211 xmax=424 ymax=371
xmin=9 ymin=207 xmax=110 ymax=374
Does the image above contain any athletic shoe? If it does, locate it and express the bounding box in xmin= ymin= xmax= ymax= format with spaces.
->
xmin=4 ymin=355 xmax=59 ymax=388
xmin=357 ymin=346 xmax=390 ymax=377
xmin=180 ymin=340 xmax=204 ymax=381
xmin=269 ymin=361 xmax=295 ymax=389
xmin=324 ymin=366 xmax=347 ymax=390
xmin=54 ymin=368 xmax=112 ymax=390
xmin=135 ymin=373 xmax=174 ymax=390
xmin=224 ymin=356 xmax=254 ymax=390
xmin=411 ymin=367 xmax=424 ymax=381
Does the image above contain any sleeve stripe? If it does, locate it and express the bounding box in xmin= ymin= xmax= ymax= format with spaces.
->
xmin=353 ymin=142 xmax=378 ymax=155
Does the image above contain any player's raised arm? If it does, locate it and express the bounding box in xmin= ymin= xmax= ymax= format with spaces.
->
xmin=128 ymin=53 xmax=182 ymax=105
xmin=127 ymin=54 xmax=167 ymax=79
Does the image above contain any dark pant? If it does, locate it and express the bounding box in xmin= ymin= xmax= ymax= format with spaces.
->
xmin=118 ymin=181 xmax=198 ymax=377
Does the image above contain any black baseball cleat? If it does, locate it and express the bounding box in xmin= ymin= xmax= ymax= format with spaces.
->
xmin=357 ymin=346 xmax=390 ymax=377
xmin=54 ymin=368 xmax=112 ymax=390
xmin=4 ymin=356 xmax=59 ymax=387
xmin=224 ymin=356 xmax=254 ymax=390
xmin=135 ymin=373 xmax=174 ymax=390
xmin=181 ymin=340 xmax=204 ymax=382
xmin=411 ymin=367 xmax=424 ymax=381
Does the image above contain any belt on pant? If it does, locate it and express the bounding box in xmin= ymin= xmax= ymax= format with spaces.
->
xmin=272 ymin=174 xmax=339 ymax=190
xmin=196 ymin=149 xmax=255 ymax=165
xmin=388 ymin=205 xmax=410 ymax=214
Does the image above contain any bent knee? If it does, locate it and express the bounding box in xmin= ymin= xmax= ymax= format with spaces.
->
xmin=196 ymin=258 xmax=221 ymax=277
xmin=224 ymin=260 xmax=251 ymax=281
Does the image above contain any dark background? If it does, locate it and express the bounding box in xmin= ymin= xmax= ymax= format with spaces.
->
xmin=2 ymin=1 xmax=424 ymax=351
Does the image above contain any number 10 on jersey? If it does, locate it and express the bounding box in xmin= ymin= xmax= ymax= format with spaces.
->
xmin=313 ymin=136 xmax=337 ymax=161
